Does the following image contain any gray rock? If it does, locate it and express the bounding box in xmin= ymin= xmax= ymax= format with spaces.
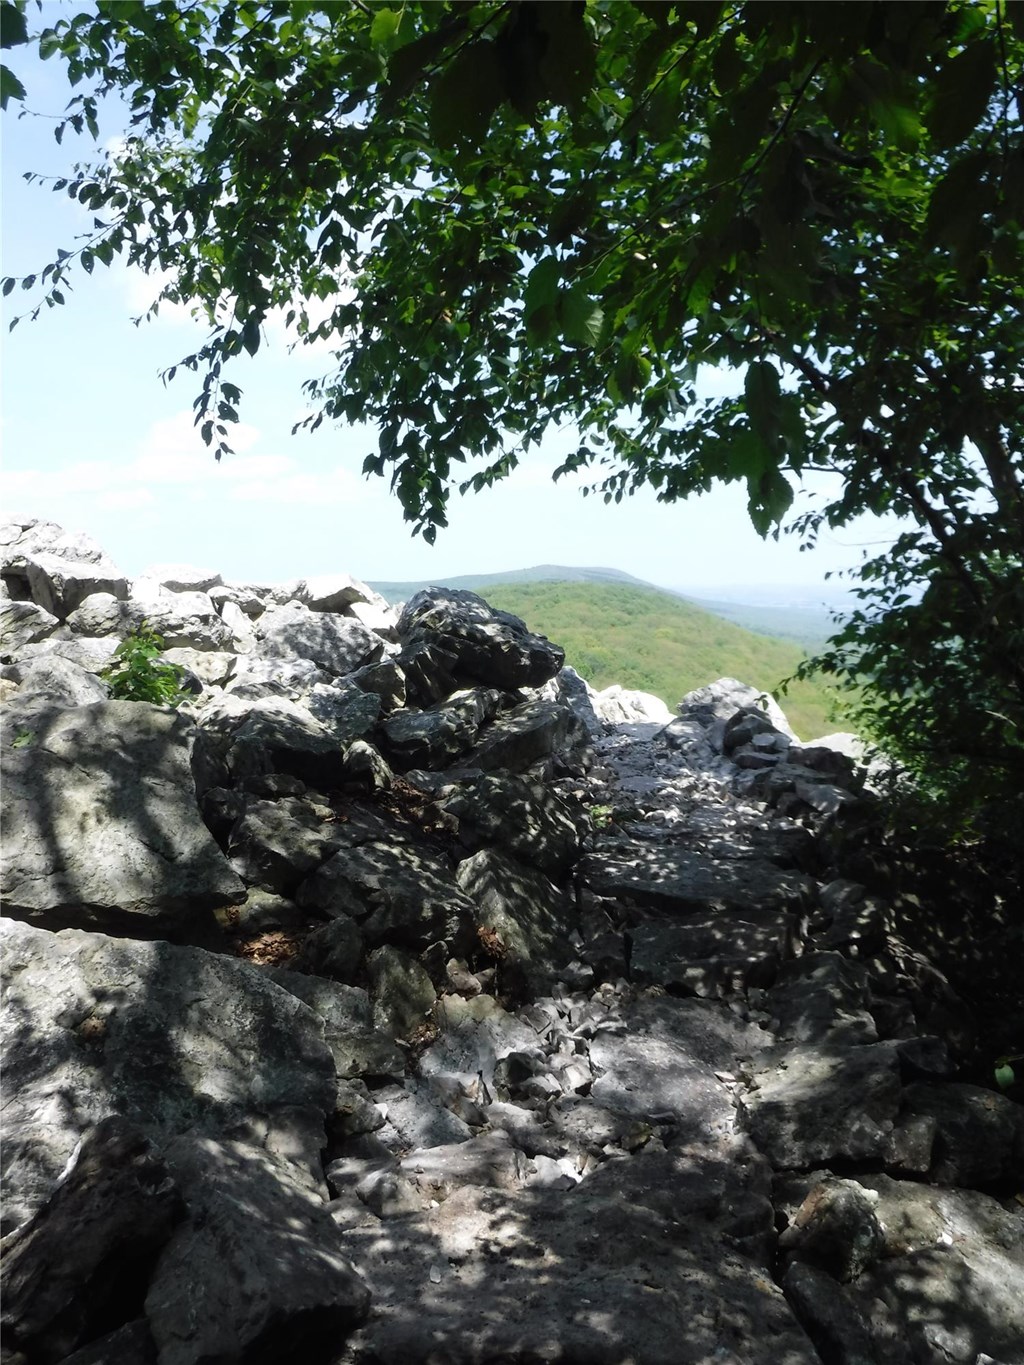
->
xmin=227 ymin=794 xmax=345 ymax=895
xmin=368 ymin=1081 xmax=475 ymax=1153
xmin=456 ymin=848 xmax=575 ymax=992
xmin=224 ymin=697 xmax=349 ymax=787
xmin=418 ymin=993 xmax=540 ymax=1098
xmin=366 ymin=945 xmax=437 ymax=1039
xmin=145 ymin=1136 xmax=371 ymax=1365
xmin=398 ymin=1132 xmax=529 ymax=1202
xmin=852 ymin=1177 xmax=1024 ymax=1364
xmin=778 ymin=1177 xmax=886 ymax=1282
xmin=1 ymin=699 xmax=245 ymax=933
xmin=581 ymin=844 xmax=814 ymax=917
xmin=894 ymin=1082 xmax=1024 ymax=1187
xmin=379 ymin=687 xmax=502 ymax=770
xmin=296 ymin=841 xmax=479 ymax=954
xmin=0 ymin=920 xmax=337 ymax=1234
xmin=262 ymin=966 xmax=405 ymax=1080
xmin=306 ymin=682 xmax=381 ymax=742
xmin=349 ymin=659 xmax=407 ymax=713
xmin=53 ymin=1319 xmax=158 ymax=1365
xmin=257 ymin=601 xmax=383 ymax=677
xmin=783 ymin=1261 xmax=898 ymax=1365
xmin=591 ymin=684 xmax=673 ymax=727
xmin=738 ymin=1043 xmax=902 ymax=1167
xmin=3 ymin=654 xmax=109 ymax=706
xmin=336 ymin=1182 xmax=820 ymax=1364
xmin=0 ymin=1117 xmax=183 ymax=1365
xmin=629 ymin=913 xmax=799 ymax=997
xmin=765 ymin=953 xmax=878 ymax=1048
xmin=160 ymin=647 xmax=236 ymax=687
xmin=464 ymin=695 xmax=589 ymax=774
xmin=4 ymin=552 xmax=127 ymax=621
xmin=294 ymin=572 xmax=382 ymax=613
xmin=293 ymin=917 xmax=367 ymax=985
xmin=441 ymin=772 xmax=582 ymax=876
xmin=398 ymin=587 xmax=565 ymax=694
xmin=140 ymin=563 xmax=222 ymax=593
xmin=0 ymin=599 xmax=62 ymax=654
xmin=223 ymin=652 xmax=329 ymax=699
xmin=679 ymin=676 xmax=796 ymax=740
xmin=589 ymin=995 xmax=760 ymax=1138
xmin=66 ymin=590 xmax=232 ymax=650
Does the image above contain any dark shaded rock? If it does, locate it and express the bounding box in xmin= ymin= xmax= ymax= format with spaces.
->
xmin=765 ymin=953 xmax=878 ymax=1048
xmin=1 ymin=920 xmax=336 ymax=1234
xmin=783 ymin=1262 xmax=898 ymax=1365
xmin=366 ymin=945 xmax=437 ymax=1039
xmin=262 ymin=966 xmax=405 ymax=1080
xmin=349 ymin=659 xmax=406 ymax=713
xmin=464 ymin=696 xmax=591 ymax=774
xmin=296 ymin=841 xmax=479 ymax=954
xmin=581 ymin=844 xmax=814 ymax=917
xmin=630 ymin=912 xmax=798 ymax=997
xmin=145 ymin=1137 xmax=371 ymax=1365
xmin=456 ymin=848 xmax=575 ymax=993
xmin=441 ymin=772 xmax=582 ymax=876
xmin=293 ymin=917 xmax=366 ymax=983
xmin=894 ymin=1082 xmax=1024 ymax=1187
xmin=227 ymin=795 xmax=344 ymax=895
xmin=52 ymin=1319 xmax=157 ymax=1365
xmin=778 ymin=1177 xmax=885 ymax=1282
xmin=1 ymin=699 xmax=245 ymax=935
xmin=225 ymin=700 xmax=349 ymax=787
xmin=306 ymin=683 xmax=381 ymax=743
xmin=739 ymin=1043 xmax=902 ymax=1168
xmin=379 ymin=688 xmax=501 ymax=770
xmin=398 ymin=587 xmax=564 ymax=694
xmin=0 ymin=1119 xmax=183 ymax=1365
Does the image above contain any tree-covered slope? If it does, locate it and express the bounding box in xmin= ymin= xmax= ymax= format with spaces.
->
xmin=476 ymin=581 xmax=842 ymax=741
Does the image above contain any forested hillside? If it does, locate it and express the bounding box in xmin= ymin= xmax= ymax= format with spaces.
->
xmin=478 ymin=582 xmax=841 ymax=740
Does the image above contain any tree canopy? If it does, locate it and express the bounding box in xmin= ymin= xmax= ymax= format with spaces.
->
xmin=3 ymin=0 xmax=1023 ymax=834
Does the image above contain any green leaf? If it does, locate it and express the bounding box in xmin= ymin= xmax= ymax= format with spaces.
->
xmin=0 ymin=2 xmax=28 ymax=49
xmin=994 ymin=1062 xmax=1015 ymax=1090
xmin=370 ymin=7 xmax=401 ymax=47
xmin=744 ymin=359 xmax=781 ymax=442
xmin=0 ymin=61 xmax=25 ymax=108
xmin=241 ymin=315 xmax=261 ymax=356
xmin=927 ymin=40 xmax=997 ymax=150
xmin=428 ymin=39 xmax=503 ymax=149
xmin=559 ymin=284 xmax=604 ymax=347
xmin=523 ymin=256 xmax=561 ymax=321
xmin=11 ymin=729 xmax=34 ymax=749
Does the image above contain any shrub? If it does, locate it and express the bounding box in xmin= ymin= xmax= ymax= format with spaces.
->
xmin=101 ymin=624 xmax=190 ymax=707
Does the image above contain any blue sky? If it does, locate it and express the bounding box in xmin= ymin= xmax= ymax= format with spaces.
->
xmin=1 ymin=25 xmax=893 ymax=600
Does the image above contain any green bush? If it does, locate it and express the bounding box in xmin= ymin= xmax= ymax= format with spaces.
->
xmin=101 ymin=625 xmax=190 ymax=707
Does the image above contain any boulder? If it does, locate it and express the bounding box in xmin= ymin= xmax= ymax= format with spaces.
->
xmin=441 ymin=773 xmax=582 ymax=876
xmin=463 ymin=695 xmax=588 ymax=774
xmin=0 ymin=1117 xmax=184 ymax=1365
xmin=1 ymin=698 xmax=245 ymax=934
xmin=140 ymin=563 xmax=222 ymax=593
xmin=145 ymin=1136 xmax=371 ymax=1365
xmin=0 ymin=599 xmax=62 ymax=655
xmin=256 ymin=601 xmax=384 ymax=677
xmin=366 ymin=945 xmax=438 ymax=1039
xmin=455 ymin=848 xmax=575 ymax=993
xmin=296 ymin=841 xmax=479 ymax=954
xmin=398 ymin=587 xmax=564 ymax=696
xmin=379 ymin=688 xmax=501 ymax=770
xmin=3 ymin=654 xmax=109 ymax=707
xmin=580 ymin=844 xmax=814 ymax=917
xmin=0 ymin=920 xmax=337 ymax=1234
xmin=679 ymin=676 xmax=796 ymax=740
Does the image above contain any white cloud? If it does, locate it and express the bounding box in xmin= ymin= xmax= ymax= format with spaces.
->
xmin=1 ymin=409 xmax=371 ymax=521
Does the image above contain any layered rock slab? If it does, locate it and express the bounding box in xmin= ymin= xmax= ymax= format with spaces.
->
xmin=1 ymin=699 xmax=244 ymax=933
xmin=0 ymin=920 xmax=336 ymax=1234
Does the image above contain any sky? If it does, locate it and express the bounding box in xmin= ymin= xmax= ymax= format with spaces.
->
xmin=0 ymin=25 xmax=895 ymax=604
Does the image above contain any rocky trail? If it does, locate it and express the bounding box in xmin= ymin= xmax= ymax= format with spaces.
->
xmin=1 ymin=518 xmax=1021 ymax=1365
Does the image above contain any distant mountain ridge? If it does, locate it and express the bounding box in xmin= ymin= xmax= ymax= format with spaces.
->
xmin=370 ymin=565 xmax=838 ymax=651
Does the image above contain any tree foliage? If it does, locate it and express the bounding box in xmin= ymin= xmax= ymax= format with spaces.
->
xmin=3 ymin=0 xmax=1023 ymax=833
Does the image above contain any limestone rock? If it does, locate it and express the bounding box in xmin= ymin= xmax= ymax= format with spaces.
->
xmin=145 ymin=1137 xmax=371 ymax=1365
xmin=0 ymin=920 xmax=337 ymax=1234
xmin=256 ymin=601 xmax=384 ymax=677
xmin=379 ymin=688 xmax=501 ymax=770
xmin=1 ymin=698 xmax=245 ymax=933
xmin=0 ymin=1118 xmax=183 ymax=1365
xmin=441 ymin=772 xmax=582 ymax=876
xmin=398 ymin=587 xmax=564 ymax=698
xmin=0 ymin=598 xmax=62 ymax=655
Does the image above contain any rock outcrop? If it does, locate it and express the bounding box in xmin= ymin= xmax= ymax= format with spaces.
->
xmin=2 ymin=518 xmax=1021 ymax=1365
